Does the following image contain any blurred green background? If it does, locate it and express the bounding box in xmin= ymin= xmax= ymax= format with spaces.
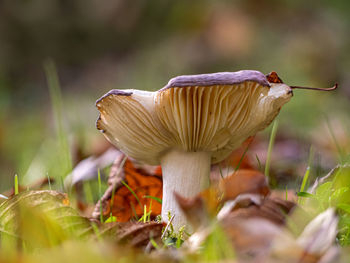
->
xmin=0 ymin=0 xmax=349 ymax=191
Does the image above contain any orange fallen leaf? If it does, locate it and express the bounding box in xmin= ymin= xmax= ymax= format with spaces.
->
xmin=93 ymin=154 xmax=162 ymax=222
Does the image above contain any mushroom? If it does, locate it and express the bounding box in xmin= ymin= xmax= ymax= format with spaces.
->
xmin=95 ymin=70 xmax=293 ymax=229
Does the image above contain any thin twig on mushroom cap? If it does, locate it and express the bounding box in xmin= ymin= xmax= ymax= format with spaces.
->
xmin=290 ymin=83 xmax=338 ymax=91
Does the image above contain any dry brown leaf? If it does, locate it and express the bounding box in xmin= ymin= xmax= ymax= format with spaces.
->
xmin=175 ymin=168 xmax=273 ymax=232
xmin=220 ymin=169 xmax=270 ymax=202
xmin=214 ymin=196 xmax=296 ymax=259
xmin=266 ymin=71 xmax=284 ymax=84
xmin=222 ymin=197 xmax=296 ymax=226
xmin=221 ymin=218 xmax=283 ymax=259
xmin=269 ymin=209 xmax=339 ymax=263
xmin=177 ymin=168 xmax=297 ymax=261
xmin=99 ymin=221 xmax=164 ymax=249
xmin=182 ymin=195 xmax=296 ymax=260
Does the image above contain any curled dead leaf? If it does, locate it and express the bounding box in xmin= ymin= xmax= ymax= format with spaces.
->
xmin=0 ymin=190 xmax=93 ymax=248
xmin=222 ymin=218 xmax=283 ymax=258
xmin=220 ymin=197 xmax=296 ymax=226
xmin=219 ymin=169 xmax=270 ymax=202
xmin=270 ymin=208 xmax=339 ymax=263
xmin=99 ymin=221 xmax=164 ymax=249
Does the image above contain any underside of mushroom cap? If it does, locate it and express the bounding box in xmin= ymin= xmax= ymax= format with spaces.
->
xmin=96 ymin=89 xmax=173 ymax=165
xmin=156 ymin=81 xmax=292 ymax=163
xmin=96 ymin=70 xmax=292 ymax=165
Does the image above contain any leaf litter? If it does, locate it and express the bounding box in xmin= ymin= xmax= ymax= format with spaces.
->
xmin=1 ymin=139 xmax=347 ymax=262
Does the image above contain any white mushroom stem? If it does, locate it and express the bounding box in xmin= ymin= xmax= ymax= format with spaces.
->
xmin=160 ymin=150 xmax=211 ymax=230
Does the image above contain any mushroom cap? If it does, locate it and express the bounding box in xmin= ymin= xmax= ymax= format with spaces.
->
xmin=96 ymin=70 xmax=292 ymax=165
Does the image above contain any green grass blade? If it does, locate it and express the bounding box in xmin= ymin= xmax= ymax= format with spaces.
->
xmin=143 ymin=195 xmax=162 ymax=204
xmin=218 ymin=162 xmax=224 ymax=179
xmin=97 ymin=169 xmax=102 ymax=197
xmin=44 ymin=59 xmax=72 ymax=179
xmin=265 ymin=120 xmax=278 ymax=180
xmin=130 ymin=202 xmax=139 ymax=220
xmin=234 ymin=140 xmax=252 ymax=171
xmin=150 ymin=238 xmax=159 ymax=249
xmin=325 ymin=115 xmax=345 ymax=163
xmin=98 ymin=169 xmax=104 ymax=223
xmin=298 ymin=146 xmax=314 ymax=205
xmin=91 ymin=222 xmax=102 ymax=242
xmin=14 ymin=174 xmax=19 ymax=195
xmin=300 ymin=146 xmax=315 ymax=193
xmin=110 ymin=155 xmax=128 ymax=209
xmin=121 ymin=180 xmax=142 ymax=209
xmin=148 ymin=200 xmax=153 ymax=221
xmin=256 ymin=154 xmax=262 ymax=171
xmin=47 ymin=173 xmax=52 ymax=190
xmin=83 ymin=181 xmax=94 ymax=204
xmin=297 ymin=192 xmax=314 ymax=198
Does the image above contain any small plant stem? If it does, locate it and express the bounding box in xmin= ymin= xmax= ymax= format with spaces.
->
xmin=130 ymin=202 xmax=139 ymax=220
xmin=161 ymin=214 xmax=175 ymax=239
xmin=98 ymin=169 xmax=102 ymax=198
xmin=298 ymin=146 xmax=315 ymax=205
xmin=98 ymin=169 xmax=103 ymax=223
xmin=325 ymin=115 xmax=345 ymax=163
xmin=256 ymin=154 xmax=262 ymax=171
xmin=14 ymin=174 xmax=19 ymax=195
xmin=143 ymin=205 xmax=147 ymax=223
xmin=121 ymin=180 xmax=143 ymax=209
xmin=219 ymin=162 xmax=224 ymax=179
xmin=148 ymin=200 xmax=152 ymax=221
xmin=91 ymin=222 xmax=102 ymax=242
xmin=235 ymin=139 xmax=253 ymax=171
xmin=265 ymin=120 xmax=278 ymax=181
xmin=143 ymin=195 xmax=162 ymax=204
xmin=84 ymin=181 xmax=94 ymax=204
xmin=47 ymin=173 xmax=52 ymax=190
xmin=300 ymin=146 xmax=315 ymax=193
xmin=44 ymin=60 xmax=72 ymax=183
